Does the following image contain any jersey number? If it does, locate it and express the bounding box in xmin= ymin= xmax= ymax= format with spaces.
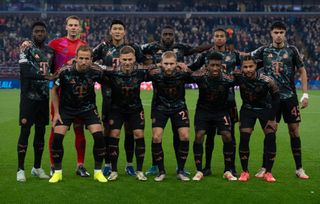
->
xmin=179 ymin=111 xmax=188 ymax=120
xmin=39 ymin=62 xmax=49 ymax=75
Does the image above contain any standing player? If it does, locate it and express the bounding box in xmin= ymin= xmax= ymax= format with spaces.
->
xmin=17 ymin=22 xmax=55 ymax=182
xmin=49 ymin=45 xmax=107 ymax=183
xmin=48 ymin=15 xmax=89 ymax=177
xmin=191 ymin=52 xmax=237 ymax=181
xmin=189 ymin=28 xmax=240 ymax=176
xmin=235 ymin=56 xmax=279 ymax=182
xmin=93 ymin=20 xmax=145 ymax=177
xmin=142 ymin=25 xmax=211 ymax=176
xmin=251 ymin=21 xmax=309 ymax=179
xmin=149 ymin=51 xmax=191 ymax=182
xmin=104 ymin=46 xmax=147 ymax=181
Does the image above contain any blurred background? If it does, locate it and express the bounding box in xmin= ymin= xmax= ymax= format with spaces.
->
xmin=0 ymin=0 xmax=319 ymax=88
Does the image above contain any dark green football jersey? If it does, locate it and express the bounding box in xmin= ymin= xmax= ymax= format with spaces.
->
xmin=55 ymin=64 xmax=103 ymax=112
xmin=148 ymin=67 xmax=192 ymax=113
xmin=19 ymin=43 xmax=55 ymax=100
xmin=191 ymin=69 xmax=235 ymax=111
xmin=92 ymin=42 xmax=145 ymax=99
xmin=233 ymin=71 xmax=279 ymax=110
xmin=104 ymin=65 xmax=148 ymax=113
xmin=251 ymin=44 xmax=304 ymax=100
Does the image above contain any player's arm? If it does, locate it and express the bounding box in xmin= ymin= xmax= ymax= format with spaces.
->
xmin=92 ymin=42 xmax=104 ymax=62
xmin=188 ymin=53 xmax=205 ymax=71
xmin=291 ymin=45 xmax=309 ymax=108
xmin=268 ymin=76 xmax=280 ymax=118
xmin=19 ymin=52 xmax=49 ymax=80
xmin=186 ymin=43 xmax=213 ymax=55
xmin=51 ymin=84 xmax=63 ymax=128
xmin=19 ymin=40 xmax=32 ymax=53
xmin=250 ymin=46 xmax=265 ymax=69
xmin=298 ymin=67 xmax=308 ymax=108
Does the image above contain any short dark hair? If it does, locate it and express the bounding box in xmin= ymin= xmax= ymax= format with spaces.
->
xmin=207 ymin=51 xmax=223 ymax=61
xmin=120 ymin=45 xmax=136 ymax=55
xmin=110 ymin=20 xmax=125 ymax=29
xmin=240 ymin=55 xmax=257 ymax=65
xmin=270 ymin=21 xmax=287 ymax=31
xmin=31 ymin=21 xmax=47 ymax=30
xmin=77 ymin=45 xmax=93 ymax=57
xmin=213 ymin=27 xmax=226 ymax=35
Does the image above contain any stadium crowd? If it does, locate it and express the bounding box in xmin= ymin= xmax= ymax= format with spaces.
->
xmin=0 ymin=15 xmax=319 ymax=79
xmin=1 ymin=0 xmax=320 ymax=12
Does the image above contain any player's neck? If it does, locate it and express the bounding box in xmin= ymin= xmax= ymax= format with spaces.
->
xmin=272 ymin=42 xmax=285 ymax=48
xmin=112 ymin=38 xmax=124 ymax=47
xmin=161 ymin=41 xmax=173 ymax=48
xmin=33 ymin=41 xmax=44 ymax=48
xmin=214 ymin=45 xmax=226 ymax=52
xmin=67 ymin=35 xmax=78 ymax=41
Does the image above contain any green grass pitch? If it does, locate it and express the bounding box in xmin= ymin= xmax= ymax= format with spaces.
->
xmin=0 ymin=89 xmax=319 ymax=203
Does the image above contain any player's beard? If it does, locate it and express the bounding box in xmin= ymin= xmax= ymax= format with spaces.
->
xmin=78 ymin=64 xmax=89 ymax=73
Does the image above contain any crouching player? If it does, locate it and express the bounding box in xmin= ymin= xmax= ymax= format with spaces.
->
xmin=49 ymin=45 xmax=107 ymax=183
xmin=235 ymin=56 xmax=280 ymax=182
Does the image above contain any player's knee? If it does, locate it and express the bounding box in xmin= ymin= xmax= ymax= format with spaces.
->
xmin=221 ymin=131 xmax=232 ymax=143
xmin=152 ymin=134 xmax=162 ymax=143
xmin=179 ymin=132 xmax=189 ymax=141
xmin=133 ymin=130 xmax=144 ymax=139
xmin=288 ymin=125 xmax=299 ymax=138
xmin=110 ymin=129 xmax=120 ymax=138
xmin=195 ymin=131 xmax=205 ymax=143
xmin=18 ymin=126 xmax=31 ymax=145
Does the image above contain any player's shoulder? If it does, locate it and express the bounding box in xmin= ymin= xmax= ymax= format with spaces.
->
xmin=49 ymin=36 xmax=66 ymax=45
xmin=93 ymin=41 xmax=106 ymax=50
xmin=287 ymin=44 xmax=301 ymax=55
xmin=252 ymin=45 xmax=269 ymax=55
xmin=43 ymin=45 xmax=55 ymax=53
xmin=222 ymin=72 xmax=234 ymax=80
xmin=59 ymin=64 xmax=74 ymax=74
xmin=258 ymin=71 xmax=273 ymax=82
xmin=90 ymin=64 xmax=104 ymax=72
xmin=192 ymin=67 xmax=207 ymax=77
xmin=148 ymin=66 xmax=161 ymax=76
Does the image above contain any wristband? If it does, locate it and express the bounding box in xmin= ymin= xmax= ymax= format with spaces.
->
xmin=300 ymin=93 xmax=309 ymax=102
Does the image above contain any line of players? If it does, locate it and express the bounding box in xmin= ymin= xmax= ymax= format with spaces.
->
xmin=17 ymin=16 xmax=309 ymax=183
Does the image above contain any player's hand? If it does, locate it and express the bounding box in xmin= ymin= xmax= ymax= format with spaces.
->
xmin=177 ymin=62 xmax=190 ymax=72
xmin=66 ymin=58 xmax=76 ymax=65
xmin=44 ymin=72 xmax=58 ymax=80
xmin=265 ymin=120 xmax=278 ymax=132
xmin=300 ymin=93 xmax=309 ymax=109
xmin=20 ymin=40 xmax=32 ymax=53
xmin=239 ymin=51 xmax=250 ymax=56
xmin=52 ymin=113 xmax=63 ymax=128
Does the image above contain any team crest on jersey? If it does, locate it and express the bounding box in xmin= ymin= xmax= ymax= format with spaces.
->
xmin=225 ymin=56 xmax=231 ymax=62
xmin=283 ymin=53 xmax=288 ymax=59
xmin=268 ymin=53 xmax=273 ymax=58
